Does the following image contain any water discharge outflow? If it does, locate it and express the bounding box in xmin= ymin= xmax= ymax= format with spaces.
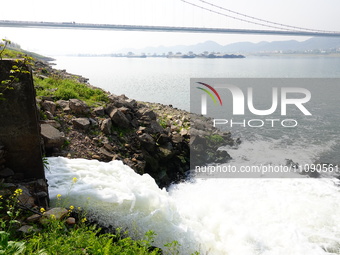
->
xmin=46 ymin=157 xmax=340 ymax=255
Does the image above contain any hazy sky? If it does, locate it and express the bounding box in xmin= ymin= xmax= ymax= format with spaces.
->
xmin=1 ymin=0 xmax=339 ymax=56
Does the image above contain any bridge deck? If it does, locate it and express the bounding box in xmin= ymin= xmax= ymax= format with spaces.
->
xmin=1 ymin=20 xmax=340 ymax=37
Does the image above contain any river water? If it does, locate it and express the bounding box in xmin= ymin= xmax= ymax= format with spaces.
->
xmin=48 ymin=56 xmax=340 ymax=254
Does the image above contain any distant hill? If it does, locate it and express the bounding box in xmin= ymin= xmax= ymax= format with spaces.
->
xmin=119 ymin=37 xmax=340 ymax=54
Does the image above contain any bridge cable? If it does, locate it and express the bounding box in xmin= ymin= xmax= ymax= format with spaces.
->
xmin=180 ymin=0 xmax=338 ymax=34
xmin=180 ymin=0 xmax=302 ymax=32
xmin=197 ymin=0 xmax=338 ymax=33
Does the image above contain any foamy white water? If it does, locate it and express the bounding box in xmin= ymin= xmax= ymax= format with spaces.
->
xmin=46 ymin=157 xmax=340 ymax=255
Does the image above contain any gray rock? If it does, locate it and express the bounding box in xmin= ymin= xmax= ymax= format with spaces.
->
xmin=40 ymin=120 xmax=61 ymax=129
xmin=41 ymin=100 xmax=56 ymax=115
xmin=126 ymin=98 xmax=137 ymax=108
xmin=190 ymin=128 xmax=206 ymax=136
xmin=158 ymin=142 xmax=175 ymax=159
xmin=35 ymin=191 xmax=48 ymax=198
xmin=103 ymin=142 xmax=114 ymax=151
xmin=89 ymin=118 xmax=98 ymax=127
xmin=138 ymin=108 xmax=157 ymax=120
xmin=72 ymin=118 xmax=90 ymax=130
xmin=18 ymin=225 xmax=35 ymax=234
xmin=149 ymin=120 xmax=164 ymax=134
xmin=180 ymin=128 xmax=189 ymax=136
xmin=26 ymin=214 xmax=41 ymax=223
xmin=109 ymin=96 xmax=134 ymax=109
xmin=93 ymin=106 xmax=105 ymax=116
xmin=109 ymin=109 xmax=130 ymax=128
xmin=18 ymin=192 xmax=36 ymax=208
xmin=66 ymin=217 xmax=76 ymax=225
xmin=45 ymin=111 xmax=54 ymax=120
xmin=192 ymin=119 xmax=210 ymax=131
xmin=100 ymin=118 xmax=112 ymax=134
xmin=36 ymin=179 xmax=48 ymax=188
xmin=172 ymin=134 xmax=183 ymax=143
xmin=69 ymin=99 xmax=89 ymax=115
xmin=139 ymin=133 xmax=156 ymax=152
xmin=0 ymin=167 xmax=14 ymax=177
xmin=56 ymin=100 xmax=69 ymax=109
xmin=118 ymin=107 xmax=130 ymax=114
xmin=157 ymin=134 xmax=170 ymax=145
xmin=40 ymin=207 xmax=68 ymax=224
xmin=2 ymin=183 xmax=16 ymax=188
xmin=99 ymin=147 xmax=114 ymax=159
xmin=40 ymin=124 xmax=66 ymax=149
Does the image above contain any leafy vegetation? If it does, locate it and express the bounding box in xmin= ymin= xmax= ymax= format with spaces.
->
xmin=23 ymin=224 xmax=162 ymax=255
xmin=206 ymin=134 xmax=224 ymax=145
xmin=0 ymin=39 xmax=36 ymax=101
xmin=0 ymin=40 xmax=199 ymax=255
xmin=0 ymin=39 xmax=51 ymax=61
xmin=34 ymin=76 xmax=109 ymax=106
xmin=0 ymin=188 xmax=199 ymax=254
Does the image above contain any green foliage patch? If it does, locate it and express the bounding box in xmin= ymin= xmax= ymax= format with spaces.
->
xmin=23 ymin=225 xmax=162 ymax=255
xmin=35 ymin=76 xmax=109 ymax=106
xmin=206 ymin=134 xmax=224 ymax=146
xmin=0 ymin=190 xmax=162 ymax=255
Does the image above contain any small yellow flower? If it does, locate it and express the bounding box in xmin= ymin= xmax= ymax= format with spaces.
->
xmin=72 ymin=177 xmax=78 ymax=183
xmin=14 ymin=189 xmax=23 ymax=196
xmin=50 ymin=214 xmax=56 ymax=220
xmin=0 ymin=195 xmax=3 ymax=199
xmin=69 ymin=205 xmax=74 ymax=210
xmin=40 ymin=208 xmax=46 ymax=213
xmin=57 ymin=194 xmax=62 ymax=200
xmin=81 ymin=217 xmax=87 ymax=223
xmin=77 ymin=207 xmax=81 ymax=211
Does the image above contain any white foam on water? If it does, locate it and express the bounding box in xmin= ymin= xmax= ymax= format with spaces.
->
xmin=224 ymin=135 xmax=336 ymax=167
xmin=170 ymin=178 xmax=340 ymax=255
xmin=46 ymin=157 xmax=199 ymax=253
xmin=46 ymin=157 xmax=340 ymax=255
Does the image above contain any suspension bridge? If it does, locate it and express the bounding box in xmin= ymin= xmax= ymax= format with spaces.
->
xmin=1 ymin=0 xmax=339 ymax=38
xmin=1 ymin=20 xmax=340 ymax=37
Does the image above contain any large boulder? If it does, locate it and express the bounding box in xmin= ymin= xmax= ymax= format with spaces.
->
xmin=69 ymin=99 xmax=89 ymax=115
xmin=108 ymin=108 xmax=130 ymax=129
xmin=56 ymin=100 xmax=70 ymax=112
xmin=41 ymin=100 xmax=56 ymax=115
xmin=72 ymin=118 xmax=91 ymax=130
xmin=40 ymin=207 xmax=68 ymax=224
xmin=138 ymin=108 xmax=157 ymax=121
xmin=40 ymin=124 xmax=66 ymax=149
xmin=100 ymin=118 xmax=112 ymax=135
xmin=138 ymin=133 xmax=156 ymax=152
xmin=93 ymin=106 xmax=105 ymax=116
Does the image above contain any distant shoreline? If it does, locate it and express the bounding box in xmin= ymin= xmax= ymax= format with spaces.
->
xmin=65 ymin=53 xmax=245 ymax=59
xmin=250 ymin=52 xmax=340 ymax=58
xmin=57 ymin=53 xmax=340 ymax=58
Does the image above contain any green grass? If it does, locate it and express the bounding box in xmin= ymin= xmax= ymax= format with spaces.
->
xmin=34 ymin=76 xmax=109 ymax=106
xmin=1 ymin=45 xmax=108 ymax=106
xmin=23 ymin=224 xmax=162 ymax=255
xmin=0 ymin=48 xmax=23 ymax=59
xmin=0 ymin=190 xmax=160 ymax=255
xmin=206 ymin=134 xmax=224 ymax=145
xmin=1 ymin=44 xmax=53 ymax=61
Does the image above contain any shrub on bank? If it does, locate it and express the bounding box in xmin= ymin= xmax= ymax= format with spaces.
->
xmin=34 ymin=76 xmax=109 ymax=106
xmin=0 ymin=189 xmax=163 ymax=255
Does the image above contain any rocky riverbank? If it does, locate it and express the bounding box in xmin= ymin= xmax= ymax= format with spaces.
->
xmin=0 ymin=58 xmax=235 ymax=191
xmin=33 ymin=60 xmax=236 ymax=188
xmin=0 ymin=56 xmax=236 ymax=251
